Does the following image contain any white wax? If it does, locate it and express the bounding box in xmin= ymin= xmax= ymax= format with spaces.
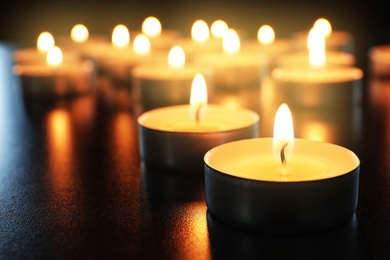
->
xmin=138 ymin=104 xmax=259 ymax=133
xmin=277 ymin=51 xmax=355 ymax=67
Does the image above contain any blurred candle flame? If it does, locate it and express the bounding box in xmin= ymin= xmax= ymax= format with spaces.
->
xmin=190 ymin=73 xmax=208 ymax=123
xmin=273 ymin=103 xmax=294 ymax=162
xmin=46 ymin=46 xmax=63 ymax=66
xmin=133 ymin=34 xmax=151 ymax=55
xmin=191 ymin=20 xmax=210 ymax=43
xmin=168 ymin=45 xmax=185 ymax=68
xmin=210 ymin=20 xmax=228 ymax=38
xmin=37 ymin=32 xmax=55 ymax=53
xmin=313 ymin=18 xmax=332 ymax=38
xmin=223 ymin=28 xmax=240 ymax=54
xmin=142 ymin=16 xmax=162 ymax=37
xmin=71 ymin=24 xmax=89 ymax=43
xmin=112 ymin=24 xmax=130 ymax=48
xmin=257 ymin=25 xmax=275 ymax=45
xmin=308 ymin=27 xmax=326 ymax=68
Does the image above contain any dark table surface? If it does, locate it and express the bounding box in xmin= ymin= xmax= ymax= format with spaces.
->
xmin=0 ymin=42 xmax=389 ymax=260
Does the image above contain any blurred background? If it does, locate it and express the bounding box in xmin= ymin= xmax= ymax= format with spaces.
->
xmin=0 ymin=0 xmax=389 ymax=71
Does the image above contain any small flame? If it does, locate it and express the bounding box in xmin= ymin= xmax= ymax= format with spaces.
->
xmin=211 ymin=20 xmax=228 ymax=38
xmin=46 ymin=46 xmax=63 ymax=66
xmin=313 ymin=18 xmax=332 ymax=38
xmin=133 ymin=34 xmax=151 ymax=55
xmin=273 ymin=103 xmax=294 ymax=163
xmin=191 ymin=20 xmax=210 ymax=43
xmin=71 ymin=24 xmax=89 ymax=43
xmin=168 ymin=45 xmax=185 ymax=68
xmin=112 ymin=24 xmax=130 ymax=48
xmin=257 ymin=25 xmax=275 ymax=45
xmin=223 ymin=29 xmax=240 ymax=54
xmin=307 ymin=28 xmax=326 ymax=68
xmin=37 ymin=32 xmax=55 ymax=54
xmin=142 ymin=16 xmax=162 ymax=37
xmin=190 ymin=74 xmax=208 ymax=123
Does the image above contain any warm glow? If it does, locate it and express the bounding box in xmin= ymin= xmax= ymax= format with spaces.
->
xmin=191 ymin=20 xmax=210 ymax=43
xmin=222 ymin=28 xmax=240 ymax=54
xmin=273 ymin=103 xmax=294 ymax=162
xmin=133 ymin=34 xmax=151 ymax=54
xmin=313 ymin=18 xmax=332 ymax=37
xmin=257 ymin=25 xmax=275 ymax=45
xmin=190 ymin=74 xmax=208 ymax=122
xmin=142 ymin=16 xmax=162 ymax=37
xmin=112 ymin=24 xmax=130 ymax=48
xmin=46 ymin=46 xmax=63 ymax=66
xmin=168 ymin=45 xmax=185 ymax=68
xmin=307 ymin=28 xmax=326 ymax=68
xmin=71 ymin=24 xmax=89 ymax=43
xmin=37 ymin=32 xmax=55 ymax=53
xmin=210 ymin=20 xmax=228 ymax=38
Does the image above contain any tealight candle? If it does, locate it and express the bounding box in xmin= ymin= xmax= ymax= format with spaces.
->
xmin=131 ymin=45 xmax=213 ymax=111
xmin=194 ymin=28 xmax=268 ymax=90
xmin=272 ymin=32 xmax=363 ymax=107
xmin=138 ymin=74 xmax=259 ymax=173
xmin=204 ymin=104 xmax=360 ymax=233
xmin=13 ymin=46 xmax=95 ymax=97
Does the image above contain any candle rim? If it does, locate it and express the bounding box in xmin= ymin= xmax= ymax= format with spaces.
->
xmin=204 ymin=137 xmax=360 ymax=183
xmin=138 ymin=104 xmax=259 ymax=134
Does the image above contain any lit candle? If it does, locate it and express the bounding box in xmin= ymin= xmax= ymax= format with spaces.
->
xmin=194 ymin=28 xmax=268 ymax=90
xmin=13 ymin=46 xmax=95 ymax=97
xmin=272 ymin=33 xmax=363 ymax=107
xmin=204 ymin=103 xmax=360 ymax=233
xmin=292 ymin=18 xmax=354 ymax=53
xmin=131 ymin=45 xmax=213 ymax=111
xmin=138 ymin=73 xmax=259 ymax=173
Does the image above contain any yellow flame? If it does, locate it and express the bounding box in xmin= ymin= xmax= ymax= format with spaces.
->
xmin=46 ymin=46 xmax=63 ymax=66
xmin=222 ymin=28 xmax=240 ymax=54
xmin=133 ymin=34 xmax=151 ymax=54
xmin=210 ymin=20 xmax=228 ymax=38
xmin=37 ymin=32 xmax=55 ymax=53
xmin=168 ymin=45 xmax=185 ymax=68
xmin=142 ymin=16 xmax=162 ymax=37
xmin=257 ymin=25 xmax=275 ymax=45
xmin=313 ymin=18 xmax=332 ymax=37
xmin=71 ymin=24 xmax=89 ymax=43
xmin=191 ymin=20 xmax=210 ymax=43
xmin=307 ymin=28 xmax=326 ymax=68
xmin=112 ymin=24 xmax=130 ymax=48
xmin=273 ymin=103 xmax=294 ymax=162
xmin=190 ymin=73 xmax=208 ymax=122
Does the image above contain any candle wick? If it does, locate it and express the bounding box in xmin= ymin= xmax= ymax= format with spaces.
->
xmin=280 ymin=142 xmax=288 ymax=166
xmin=195 ymin=104 xmax=203 ymax=124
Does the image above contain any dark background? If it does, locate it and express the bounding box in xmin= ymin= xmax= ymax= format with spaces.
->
xmin=1 ymin=0 xmax=389 ymax=70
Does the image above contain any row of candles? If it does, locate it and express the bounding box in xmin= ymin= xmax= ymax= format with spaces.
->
xmin=12 ymin=16 xmax=363 ymax=234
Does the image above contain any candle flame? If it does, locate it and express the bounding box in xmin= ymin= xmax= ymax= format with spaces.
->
xmin=223 ymin=28 xmax=240 ymax=54
xmin=37 ymin=32 xmax=55 ymax=54
xmin=308 ymin=27 xmax=326 ymax=68
xmin=71 ymin=24 xmax=89 ymax=43
xmin=211 ymin=20 xmax=228 ymax=38
xmin=46 ymin=46 xmax=63 ymax=66
xmin=191 ymin=20 xmax=210 ymax=43
xmin=133 ymin=34 xmax=151 ymax=55
xmin=313 ymin=18 xmax=332 ymax=38
xmin=273 ymin=103 xmax=294 ymax=163
xmin=168 ymin=45 xmax=185 ymax=68
xmin=112 ymin=24 xmax=130 ymax=48
xmin=190 ymin=73 xmax=208 ymax=123
xmin=257 ymin=25 xmax=275 ymax=45
xmin=142 ymin=16 xmax=162 ymax=37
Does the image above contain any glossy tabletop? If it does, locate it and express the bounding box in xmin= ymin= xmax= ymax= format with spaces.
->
xmin=0 ymin=43 xmax=389 ymax=259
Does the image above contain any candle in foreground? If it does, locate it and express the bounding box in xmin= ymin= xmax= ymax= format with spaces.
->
xmin=138 ymin=74 xmax=259 ymax=173
xmin=204 ymin=103 xmax=360 ymax=233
